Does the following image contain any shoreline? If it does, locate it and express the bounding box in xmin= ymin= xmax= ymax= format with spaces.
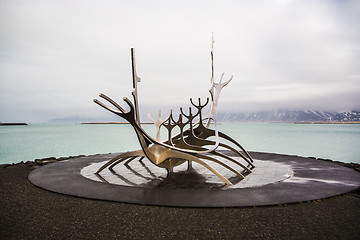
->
xmin=3 ymin=152 xmax=360 ymax=170
xmin=81 ymin=122 xmax=152 ymax=124
xmin=295 ymin=121 xmax=360 ymax=124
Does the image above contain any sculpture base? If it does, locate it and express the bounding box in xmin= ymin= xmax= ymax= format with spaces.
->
xmin=28 ymin=152 xmax=360 ymax=207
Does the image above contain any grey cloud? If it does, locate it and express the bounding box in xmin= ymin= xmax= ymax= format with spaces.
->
xmin=0 ymin=0 xmax=359 ymax=122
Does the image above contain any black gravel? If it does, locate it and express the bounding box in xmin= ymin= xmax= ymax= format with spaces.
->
xmin=0 ymin=159 xmax=359 ymax=240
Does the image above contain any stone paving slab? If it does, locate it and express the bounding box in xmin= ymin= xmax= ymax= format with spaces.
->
xmin=28 ymin=152 xmax=360 ymax=207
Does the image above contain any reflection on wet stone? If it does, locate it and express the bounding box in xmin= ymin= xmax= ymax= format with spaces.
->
xmin=81 ymin=158 xmax=293 ymax=190
xmin=146 ymin=169 xmax=224 ymax=190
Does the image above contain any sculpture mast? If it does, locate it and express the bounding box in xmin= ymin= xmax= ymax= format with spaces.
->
xmin=210 ymin=32 xmax=215 ymax=99
xmin=206 ymin=33 xmax=232 ymax=129
xmin=131 ymin=48 xmax=141 ymax=125
xmin=207 ymin=33 xmax=215 ymax=128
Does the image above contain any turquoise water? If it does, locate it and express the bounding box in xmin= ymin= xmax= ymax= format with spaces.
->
xmin=0 ymin=123 xmax=359 ymax=164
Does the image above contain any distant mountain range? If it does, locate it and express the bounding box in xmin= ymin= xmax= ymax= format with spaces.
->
xmin=49 ymin=110 xmax=360 ymax=123
xmin=217 ymin=110 xmax=360 ymax=122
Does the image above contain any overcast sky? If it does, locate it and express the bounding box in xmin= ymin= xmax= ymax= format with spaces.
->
xmin=1 ymin=0 xmax=359 ymax=122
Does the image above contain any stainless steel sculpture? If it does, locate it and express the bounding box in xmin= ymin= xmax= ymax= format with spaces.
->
xmin=94 ymin=37 xmax=255 ymax=188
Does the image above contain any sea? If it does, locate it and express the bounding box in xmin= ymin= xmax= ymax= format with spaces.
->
xmin=0 ymin=123 xmax=359 ymax=165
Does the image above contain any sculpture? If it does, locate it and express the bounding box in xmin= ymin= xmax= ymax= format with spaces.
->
xmin=94 ymin=36 xmax=255 ymax=188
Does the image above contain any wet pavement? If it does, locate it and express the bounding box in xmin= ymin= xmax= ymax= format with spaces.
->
xmin=29 ymin=152 xmax=360 ymax=207
xmin=81 ymin=156 xmax=292 ymax=189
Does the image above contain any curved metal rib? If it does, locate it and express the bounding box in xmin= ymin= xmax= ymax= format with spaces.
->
xmin=195 ymin=153 xmax=245 ymax=179
xmin=96 ymin=149 xmax=144 ymax=174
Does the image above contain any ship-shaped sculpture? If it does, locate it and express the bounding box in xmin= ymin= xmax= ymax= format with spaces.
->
xmin=94 ymin=37 xmax=255 ymax=188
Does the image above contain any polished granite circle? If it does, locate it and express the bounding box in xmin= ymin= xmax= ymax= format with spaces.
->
xmin=28 ymin=152 xmax=360 ymax=207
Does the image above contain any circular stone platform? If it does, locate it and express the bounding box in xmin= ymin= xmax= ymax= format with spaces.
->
xmin=28 ymin=152 xmax=360 ymax=207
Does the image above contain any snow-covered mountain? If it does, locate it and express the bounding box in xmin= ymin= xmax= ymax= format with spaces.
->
xmin=218 ymin=110 xmax=360 ymax=122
